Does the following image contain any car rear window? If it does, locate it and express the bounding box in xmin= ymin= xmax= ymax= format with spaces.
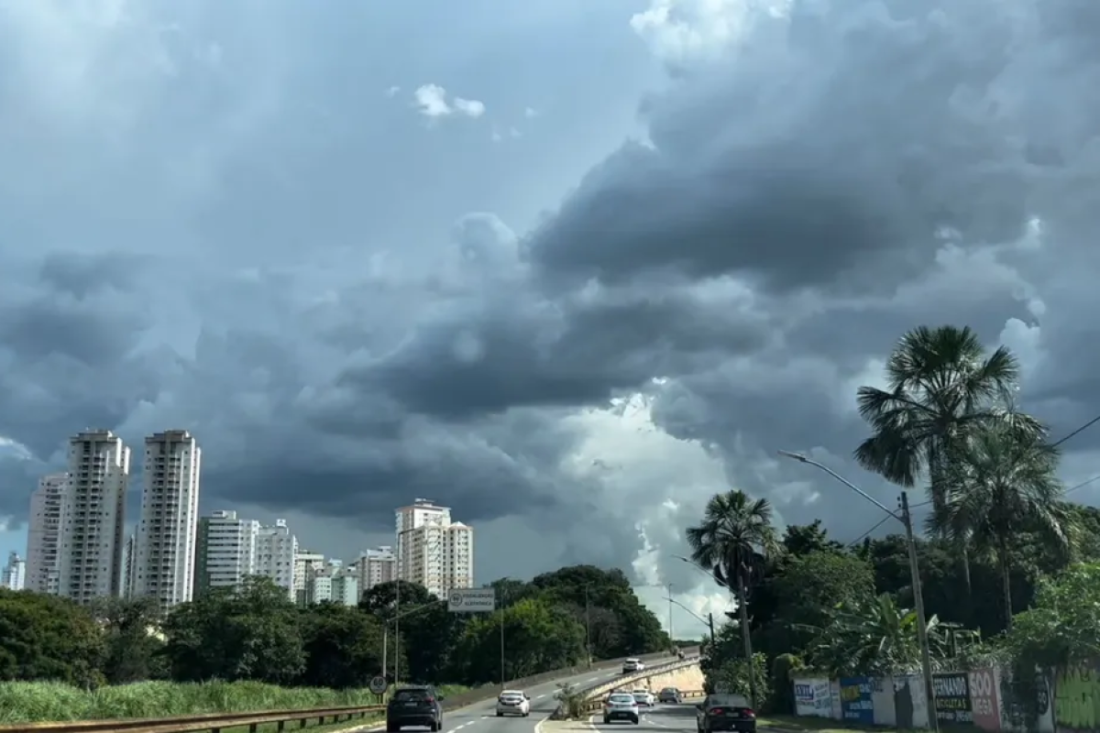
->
xmin=609 ymin=695 xmax=635 ymax=703
xmin=661 ymin=688 xmax=678 ymax=693
xmin=394 ymin=689 xmax=432 ymax=702
xmin=707 ymin=694 xmax=750 ymax=708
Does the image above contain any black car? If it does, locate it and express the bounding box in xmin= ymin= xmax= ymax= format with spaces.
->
xmin=387 ymin=686 xmax=445 ymax=732
xmin=696 ymin=694 xmax=756 ymax=733
xmin=658 ymin=687 xmax=682 ymax=704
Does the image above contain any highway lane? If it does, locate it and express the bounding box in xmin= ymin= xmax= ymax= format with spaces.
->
xmin=365 ymin=657 xmax=679 ymax=733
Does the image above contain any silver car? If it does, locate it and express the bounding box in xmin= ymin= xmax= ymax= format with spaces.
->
xmin=603 ymin=693 xmax=641 ymax=725
xmin=495 ymin=690 xmax=530 ymax=717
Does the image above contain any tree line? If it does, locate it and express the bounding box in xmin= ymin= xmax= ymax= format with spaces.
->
xmin=687 ymin=325 xmax=1100 ymax=725
xmin=0 ymin=564 xmax=670 ymax=690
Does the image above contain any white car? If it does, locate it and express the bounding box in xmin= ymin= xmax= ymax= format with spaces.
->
xmin=496 ymin=690 xmax=531 ymax=717
xmin=603 ymin=692 xmax=641 ymax=725
xmin=632 ymin=689 xmax=655 ymax=707
xmin=622 ymin=658 xmax=645 ymax=674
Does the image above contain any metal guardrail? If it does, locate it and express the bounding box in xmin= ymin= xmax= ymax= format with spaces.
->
xmin=7 ymin=649 xmax=690 ymax=732
xmin=575 ymin=654 xmax=703 ymax=702
xmin=3 ymin=704 xmax=384 ymax=733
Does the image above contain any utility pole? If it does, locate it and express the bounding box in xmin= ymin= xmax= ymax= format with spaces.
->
xmin=394 ymin=580 xmax=401 ymax=687
xmin=499 ymin=591 xmax=506 ymax=691
xmin=707 ymin=612 xmax=715 ymax=647
xmin=778 ymin=450 xmax=939 ymax=733
xmin=585 ymin=585 xmax=592 ymax=668
xmin=901 ymin=491 xmax=940 ymax=733
xmin=667 ymin=583 xmax=674 ymax=650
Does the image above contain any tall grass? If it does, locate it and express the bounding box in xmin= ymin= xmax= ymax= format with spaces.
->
xmin=0 ymin=680 xmax=470 ymax=724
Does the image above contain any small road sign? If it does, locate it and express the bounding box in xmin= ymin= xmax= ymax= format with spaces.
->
xmin=448 ymin=587 xmax=497 ymax=613
xmin=370 ymin=676 xmax=389 ymax=695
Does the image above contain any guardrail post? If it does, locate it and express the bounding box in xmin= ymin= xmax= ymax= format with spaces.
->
xmin=277 ymin=722 xmax=286 ymax=731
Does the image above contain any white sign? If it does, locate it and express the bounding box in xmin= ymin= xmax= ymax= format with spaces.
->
xmin=369 ymin=676 xmax=388 ymax=695
xmin=448 ymin=588 xmax=496 ymax=612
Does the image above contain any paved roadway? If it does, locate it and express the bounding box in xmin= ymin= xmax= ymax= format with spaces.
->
xmin=589 ymin=702 xmax=697 ymax=733
xmin=369 ymin=656 xmax=682 ymax=733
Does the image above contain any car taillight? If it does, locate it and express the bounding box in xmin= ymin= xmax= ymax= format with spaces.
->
xmin=741 ymin=709 xmax=755 ymax=718
xmin=424 ymin=698 xmax=435 ymax=704
xmin=709 ymin=708 xmax=724 ymax=715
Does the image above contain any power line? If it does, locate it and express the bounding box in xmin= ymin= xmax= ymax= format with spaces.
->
xmin=848 ymin=515 xmax=893 ymax=546
xmin=1052 ymin=414 xmax=1100 ymax=448
xmin=1066 ymin=474 xmax=1100 ymax=495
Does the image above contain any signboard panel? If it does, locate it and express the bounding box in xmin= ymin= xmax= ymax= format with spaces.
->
xmin=933 ymin=671 xmax=973 ymax=723
xmin=448 ymin=587 xmax=496 ymax=612
xmin=839 ymin=677 xmax=875 ymax=724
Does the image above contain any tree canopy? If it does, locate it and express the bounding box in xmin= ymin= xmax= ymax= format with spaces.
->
xmin=0 ymin=565 xmax=669 ymax=691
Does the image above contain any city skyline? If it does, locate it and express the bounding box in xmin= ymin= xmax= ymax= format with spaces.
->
xmin=16 ymin=435 xmax=477 ymax=609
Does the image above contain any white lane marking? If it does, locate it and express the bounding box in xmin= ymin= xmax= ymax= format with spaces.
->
xmin=586 ymin=677 xmax=599 ymax=682
xmin=535 ymin=693 xmax=547 ymax=700
xmin=449 ymin=722 xmax=479 ymax=733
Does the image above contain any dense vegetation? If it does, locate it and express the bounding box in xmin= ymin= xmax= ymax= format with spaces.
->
xmin=687 ymin=325 xmax=1100 ymax=728
xmin=0 ymin=563 xmax=669 ymax=698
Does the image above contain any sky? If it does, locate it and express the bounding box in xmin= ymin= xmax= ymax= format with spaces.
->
xmin=3 ymin=0 xmax=1100 ymax=639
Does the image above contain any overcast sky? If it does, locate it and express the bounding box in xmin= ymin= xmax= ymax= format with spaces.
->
xmin=3 ymin=0 xmax=1100 ymax=637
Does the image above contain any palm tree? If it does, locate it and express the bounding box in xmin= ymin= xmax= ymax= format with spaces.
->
xmin=930 ymin=424 xmax=1071 ymax=630
xmin=853 ymin=325 xmax=1042 ymax=591
xmin=686 ymin=490 xmax=779 ymax=708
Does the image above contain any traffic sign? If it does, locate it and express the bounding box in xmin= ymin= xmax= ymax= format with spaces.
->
xmin=370 ymin=676 xmax=389 ymax=695
xmin=448 ymin=587 xmax=496 ymax=612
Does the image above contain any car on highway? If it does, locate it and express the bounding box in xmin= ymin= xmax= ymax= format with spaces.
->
xmin=603 ymin=692 xmax=641 ymax=724
xmin=658 ymin=688 xmax=682 ymax=704
xmin=495 ymin=690 xmax=531 ymax=717
xmin=632 ymin=689 xmax=655 ymax=707
xmin=387 ymin=685 xmax=445 ymax=732
xmin=622 ymin=658 xmax=645 ymax=673
xmin=695 ymin=693 xmax=756 ymax=733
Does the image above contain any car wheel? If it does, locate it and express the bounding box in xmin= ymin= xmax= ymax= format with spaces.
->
xmin=496 ymin=712 xmax=503 ymax=717
xmin=632 ymin=718 xmax=640 ymax=725
xmin=386 ymin=725 xmax=398 ymax=733
xmin=603 ymin=718 xmax=611 ymax=725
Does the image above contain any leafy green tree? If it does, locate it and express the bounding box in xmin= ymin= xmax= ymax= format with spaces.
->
xmin=932 ymin=424 xmax=1072 ymax=629
xmin=298 ymin=602 xmax=383 ymax=689
xmin=451 ymin=598 xmax=586 ymax=684
xmin=0 ymin=590 xmax=105 ymax=688
xmin=162 ymin=576 xmax=305 ymax=684
xmin=686 ymin=490 xmax=779 ymax=708
xmin=90 ymin=596 xmax=167 ymax=683
xmin=530 ymin=565 xmax=668 ymax=656
xmin=803 ymin=593 xmax=946 ymax=677
xmin=357 ymin=580 xmax=461 ymax=683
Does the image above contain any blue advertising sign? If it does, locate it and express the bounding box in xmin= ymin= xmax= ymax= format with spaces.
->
xmin=839 ymin=676 xmax=874 ymax=724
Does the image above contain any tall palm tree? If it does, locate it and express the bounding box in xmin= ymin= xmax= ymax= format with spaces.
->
xmin=853 ymin=325 xmax=1042 ymax=591
xmin=686 ymin=490 xmax=779 ymax=708
xmin=930 ymin=424 xmax=1071 ymax=630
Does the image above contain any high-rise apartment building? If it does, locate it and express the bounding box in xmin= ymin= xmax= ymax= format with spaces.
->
xmin=354 ymin=546 xmax=396 ymax=593
xmin=26 ymin=472 xmax=67 ymax=594
xmin=132 ymin=430 xmax=201 ymax=611
xmin=2 ymin=551 xmax=25 ymax=590
xmin=294 ymin=550 xmax=325 ymax=605
xmin=57 ymin=430 xmax=131 ymax=604
xmin=120 ymin=534 xmax=136 ymax=598
xmin=395 ymin=499 xmax=474 ymax=598
xmin=256 ymin=519 xmax=298 ymax=599
xmin=193 ymin=510 xmax=260 ymax=596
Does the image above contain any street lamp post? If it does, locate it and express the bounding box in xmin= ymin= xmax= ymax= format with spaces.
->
xmin=663 ymin=595 xmax=716 ymax=646
xmin=584 ymin=584 xmax=592 ymax=668
xmin=778 ymin=450 xmax=939 ymax=733
xmin=667 ymin=583 xmax=674 ymax=650
xmin=383 ymin=597 xmax=446 ymax=683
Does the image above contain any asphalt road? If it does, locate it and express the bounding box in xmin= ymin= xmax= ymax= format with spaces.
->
xmin=591 ymin=702 xmax=697 ymax=733
xmin=378 ymin=657 xmax=680 ymax=733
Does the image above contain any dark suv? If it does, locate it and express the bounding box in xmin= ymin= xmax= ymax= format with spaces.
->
xmin=387 ymin=686 xmax=445 ymax=732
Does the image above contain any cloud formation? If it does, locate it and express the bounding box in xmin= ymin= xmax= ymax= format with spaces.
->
xmin=414 ymin=84 xmax=486 ymax=119
xmin=3 ymin=0 xmax=1100 ymax=630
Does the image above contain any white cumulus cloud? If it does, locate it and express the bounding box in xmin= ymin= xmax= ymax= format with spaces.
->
xmin=414 ymin=84 xmax=486 ymax=120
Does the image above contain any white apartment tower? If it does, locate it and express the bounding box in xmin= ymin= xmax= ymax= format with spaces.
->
xmin=26 ymin=472 xmax=67 ymax=594
xmin=57 ymin=430 xmax=131 ymax=604
xmin=2 ymin=551 xmax=26 ymax=590
xmin=294 ymin=550 xmax=325 ymax=604
xmin=395 ymin=499 xmax=474 ymax=598
xmin=132 ymin=430 xmax=201 ymax=611
xmin=256 ymin=519 xmax=298 ymax=599
xmin=355 ymin=546 xmax=396 ymax=592
xmin=193 ymin=510 xmax=260 ymax=596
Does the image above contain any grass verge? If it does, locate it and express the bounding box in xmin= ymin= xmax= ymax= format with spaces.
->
xmin=0 ymin=680 xmax=469 ymax=724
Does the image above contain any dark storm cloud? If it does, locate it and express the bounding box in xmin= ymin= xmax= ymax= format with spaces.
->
xmin=7 ymin=0 xmax=1100 ymax=590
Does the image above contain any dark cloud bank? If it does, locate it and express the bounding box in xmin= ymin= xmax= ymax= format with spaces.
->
xmin=3 ymin=0 xmax=1100 ymax=586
